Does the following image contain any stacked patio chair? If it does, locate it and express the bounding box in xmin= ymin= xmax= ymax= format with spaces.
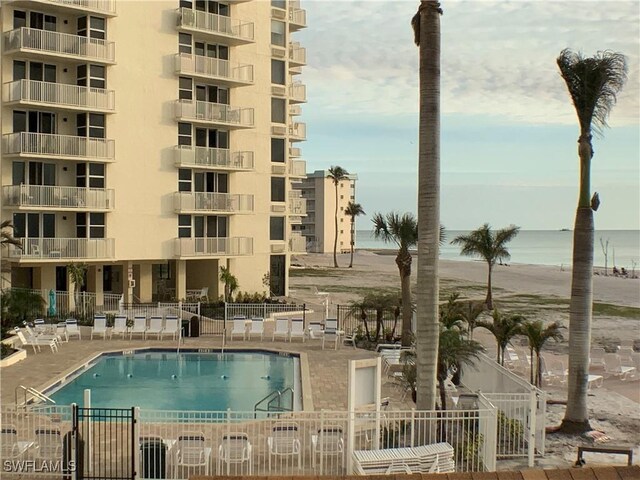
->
xmin=352 ymin=442 xmax=455 ymax=475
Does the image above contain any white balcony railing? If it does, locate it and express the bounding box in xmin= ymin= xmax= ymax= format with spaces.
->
xmin=289 ymin=232 xmax=306 ymax=253
xmin=175 ymin=53 xmax=253 ymax=85
xmin=3 ymin=132 xmax=115 ymax=160
xmin=289 ymin=159 xmax=306 ymax=177
xmin=177 ymin=8 xmax=254 ymax=44
xmin=3 ymin=80 xmax=115 ymax=112
xmin=174 ymin=146 xmax=254 ymax=171
xmin=3 ymin=28 xmax=115 ymax=63
xmin=174 ymin=237 xmax=253 ymax=257
xmin=173 ymin=192 xmax=254 ymax=213
xmin=175 ymin=100 xmax=254 ymax=128
xmin=32 ymin=0 xmax=117 ymax=15
xmin=289 ymin=196 xmax=306 ymax=215
xmin=289 ymin=82 xmax=306 ymax=103
xmin=289 ymin=122 xmax=306 ymax=141
xmin=9 ymin=237 xmax=115 ymax=260
xmin=289 ymin=147 xmax=301 ymax=157
xmin=289 ymin=3 xmax=307 ymax=29
xmin=289 ymin=42 xmax=306 ymax=65
xmin=2 ymin=185 xmax=114 ymax=210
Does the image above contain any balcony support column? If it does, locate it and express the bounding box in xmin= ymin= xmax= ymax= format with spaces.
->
xmin=138 ymin=264 xmax=153 ymax=303
xmin=175 ymin=260 xmax=187 ymax=301
xmin=87 ymin=266 xmax=104 ymax=308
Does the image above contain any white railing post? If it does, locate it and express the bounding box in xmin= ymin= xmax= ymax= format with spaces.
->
xmin=410 ymin=408 xmax=415 ymax=447
xmin=83 ymin=389 xmax=92 ymax=474
xmin=528 ymin=390 xmax=537 ymax=467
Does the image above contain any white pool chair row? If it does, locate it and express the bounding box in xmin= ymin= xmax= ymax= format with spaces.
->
xmin=87 ymin=315 xmax=181 ymax=340
xmin=228 ymin=316 xmax=265 ymax=341
xmin=14 ymin=328 xmax=58 ymax=354
xmin=0 ymin=426 xmax=62 ymax=462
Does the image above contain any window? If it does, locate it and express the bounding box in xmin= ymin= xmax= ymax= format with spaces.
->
xmin=178 ymin=215 xmax=191 ymax=238
xmin=195 ymin=42 xmax=228 ymax=60
xmin=13 ymin=213 xmax=54 ymax=238
xmin=77 ymin=212 xmax=104 ymax=238
xmin=179 ymin=33 xmax=192 ymax=54
xmin=195 ymin=84 xmax=228 ymax=104
xmin=271 ymin=177 xmax=285 ymax=202
xmin=77 ymin=113 xmax=105 ymax=138
xmin=78 ymin=16 xmax=106 ymax=39
xmin=193 ymin=215 xmax=227 ymax=237
xmin=195 ymin=0 xmax=229 ymax=15
xmin=270 ymin=217 xmax=285 ymax=241
xmin=195 ymin=128 xmax=228 ymax=148
xmin=271 ymin=20 xmax=285 ymax=47
xmin=13 ymin=10 xmax=26 ymax=29
xmin=178 ymin=169 xmax=192 ymax=192
xmin=15 ymin=11 xmax=56 ymax=31
xmin=179 ymin=77 xmax=192 ymax=100
xmin=271 ymin=60 xmax=285 ymax=85
xmin=180 ymin=0 xmax=192 ymax=8
xmin=13 ymin=61 xmax=56 ymax=82
xmin=77 ymin=65 xmax=106 ymax=88
xmin=178 ymin=123 xmax=192 ymax=146
xmin=271 ymin=0 xmax=286 ymax=9
xmin=28 ymin=162 xmax=55 ymax=186
xmin=271 ymin=138 xmax=285 ymax=162
xmin=194 ymin=172 xmax=227 ymax=193
xmin=13 ymin=110 xmax=56 ymax=134
xmin=13 ymin=162 xmax=25 ymax=185
xmin=271 ymin=98 xmax=286 ymax=123
xmin=89 ymin=163 xmax=105 ymax=188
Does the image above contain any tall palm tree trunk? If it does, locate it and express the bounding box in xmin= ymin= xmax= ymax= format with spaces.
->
xmin=333 ymin=184 xmax=339 ymax=268
xmin=349 ymin=217 xmax=355 ymax=268
xmin=485 ymin=264 xmax=493 ymax=309
xmin=415 ymin=0 xmax=441 ymax=412
xmin=396 ymin=250 xmax=413 ymax=346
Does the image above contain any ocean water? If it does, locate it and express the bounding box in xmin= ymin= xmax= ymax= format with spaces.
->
xmin=356 ymin=230 xmax=640 ymax=268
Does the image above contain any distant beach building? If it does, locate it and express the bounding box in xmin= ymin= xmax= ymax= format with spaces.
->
xmin=295 ymin=170 xmax=358 ymax=253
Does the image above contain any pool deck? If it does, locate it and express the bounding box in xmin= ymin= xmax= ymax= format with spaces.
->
xmin=1 ymin=328 xmax=407 ymax=411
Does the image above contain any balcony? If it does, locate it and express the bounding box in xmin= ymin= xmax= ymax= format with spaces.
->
xmin=289 ymin=159 xmax=306 ymax=178
xmin=175 ymin=100 xmax=254 ymax=129
xmin=289 ymin=122 xmax=306 ymax=142
xmin=7 ymin=0 xmax=118 ymax=16
xmin=2 ymin=185 xmax=114 ymax=211
xmin=289 ymin=82 xmax=306 ymax=104
xmin=289 ymin=147 xmax=301 ymax=157
xmin=3 ymin=80 xmax=115 ymax=113
xmin=3 ymin=132 xmax=115 ymax=161
xmin=174 ymin=236 xmax=253 ymax=258
xmin=173 ymin=192 xmax=254 ymax=214
xmin=289 ymin=232 xmax=306 ymax=253
xmin=174 ymin=146 xmax=254 ymax=171
xmin=175 ymin=53 xmax=253 ymax=86
xmin=177 ymin=8 xmax=254 ymax=45
xmin=289 ymin=192 xmax=306 ymax=215
xmin=3 ymin=28 xmax=115 ymax=64
xmin=289 ymin=104 xmax=302 ymax=116
xmin=289 ymin=1 xmax=307 ymax=30
xmin=289 ymin=42 xmax=306 ymax=66
xmin=8 ymin=237 xmax=115 ymax=261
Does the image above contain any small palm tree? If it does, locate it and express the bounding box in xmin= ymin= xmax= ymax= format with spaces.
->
xmin=451 ymin=224 xmax=520 ymax=309
xmin=372 ymin=212 xmax=418 ymax=346
xmin=476 ymin=308 xmax=525 ymax=366
xmin=1 ymin=221 xmax=22 ymax=249
xmin=344 ymin=201 xmax=365 ymax=268
xmin=219 ymin=266 xmax=238 ymax=302
xmin=459 ymin=300 xmax=486 ymax=340
xmin=439 ymin=292 xmax=465 ymax=331
xmin=67 ymin=262 xmax=88 ymax=314
xmin=327 ymin=166 xmax=348 ymax=268
xmin=557 ymin=49 xmax=627 ymax=433
xmin=521 ymin=320 xmax=564 ymax=387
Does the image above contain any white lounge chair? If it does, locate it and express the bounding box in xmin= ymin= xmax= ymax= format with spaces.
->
xmin=174 ymin=432 xmax=212 ymax=477
xmin=617 ymin=346 xmax=635 ymax=366
xmin=111 ymin=316 xmax=128 ymax=339
xmin=33 ymin=428 xmax=62 ymax=462
xmin=289 ymin=319 xmax=305 ymax=342
xmin=15 ymin=330 xmax=58 ymax=354
xmin=65 ymin=319 xmax=81 ymax=340
xmin=542 ymin=356 xmax=567 ymax=386
xmin=217 ymin=433 xmax=252 ymax=475
xmin=248 ymin=317 xmax=264 ymax=341
xmin=33 ymin=318 xmax=47 ymax=334
xmin=91 ymin=316 xmax=108 ymax=340
xmin=267 ymin=422 xmax=301 ymax=470
xmin=163 ymin=316 xmax=180 ymax=340
xmin=272 ymin=318 xmax=290 ymax=342
xmin=147 ymin=316 xmax=164 ymax=339
xmin=230 ymin=317 xmax=247 ymax=341
xmin=590 ymin=347 xmax=606 ymax=368
xmin=130 ymin=316 xmax=147 ymax=340
xmin=603 ymin=353 xmax=636 ymax=381
xmin=307 ymin=322 xmax=323 ymax=340
xmin=24 ymin=324 xmax=61 ymax=346
xmin=0 ymin=425 xmax=33 ymax=460
xmin=311 ymin=426 xmax=344 ymax=472
xmin=322 ymin=318 xmax=340 ymax=350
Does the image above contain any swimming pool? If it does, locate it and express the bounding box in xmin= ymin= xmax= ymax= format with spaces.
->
xmin=47 ymin=350 xmax=301 ymax=411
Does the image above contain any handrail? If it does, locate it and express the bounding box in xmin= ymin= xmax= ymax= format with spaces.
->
xmin=15 ymin=385 xmax=55 ymax=406
xmin=254 ymin=387 xmax=294 ymax=417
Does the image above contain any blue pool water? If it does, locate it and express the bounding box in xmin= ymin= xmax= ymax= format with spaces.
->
xmin=48 ymin=351 xmax=299 ymax=411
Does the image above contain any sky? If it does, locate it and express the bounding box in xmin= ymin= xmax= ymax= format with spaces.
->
xmin=296 ymin=0 xmax=640 ymax=230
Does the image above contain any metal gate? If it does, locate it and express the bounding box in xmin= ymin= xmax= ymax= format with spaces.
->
xmin=73 ymin=406 xmax=136 ymax=480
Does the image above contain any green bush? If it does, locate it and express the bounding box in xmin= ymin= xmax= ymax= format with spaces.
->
xmin=1 ymin=343 xmax=17 ymax=359
xmin=1 ymin=290 xmax=45 ymax=334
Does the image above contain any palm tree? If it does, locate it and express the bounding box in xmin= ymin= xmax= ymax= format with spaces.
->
xmin=439 ymin=292 xmax=465 ymax=331
xmin=1 ymin=221 xmax=22 ymax=249
xmin=476 ymin=308 xmax=525 ymax=366
xmin=344 ymin=202 xmax=365 ymax=268
xmin=556 ymin=49 xmax=627 ymax=433
xmin=459 ymin=300 xmax=486 ymax=340
xmin=327 ymin=166 xmax=348 ymax=268
xmin=521 ymin=320 xmax=564 ymax=387
xmin=412 ymin=0 xmax=443 ymax=412
xmin=451 ymin=224 xmax=520 ymax=310
xmin=67 ymin=262 xmax=88 ymax=314
xmin=219 ymin=266 xmax=238 ymax=302
xmin=372 ymin=212 xmax=418 ymax=346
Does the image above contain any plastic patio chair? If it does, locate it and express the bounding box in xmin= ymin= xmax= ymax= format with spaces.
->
xmin=267 ymin=422 xmax=301 ymax=470
xmin=217 ymin=433 xmax=252 ymax=475
xmin=91 ymin=315 xmax=108 ymax=340
xmin=272 ymin=318 xmax=290 ymax=342
xmin=248 ymin=317 xmax=264 ymax=341
xmin=65 ymin=319 xmax=81 ymax=340
xmin=289 ymin=319 xmax=305 ymax=342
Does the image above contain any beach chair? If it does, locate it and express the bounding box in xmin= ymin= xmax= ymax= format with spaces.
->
xmin=542 ymin=356 xmax=567 ymax=385
xmin=1 ymin=425 xmax=33 ymax=459
xmin=307 ymin=322 xmax=323 ymax=340
xmin=267 ymin=422 xmax=301 ymax=470
xmin=91 ymin=315 xmax=108 ymax=340
xmin=248 ymin=317 xmax=264 ymax=341
xmin=162 ymin=316 xmax=180 ymax=340
xmin=617 ymin=346 xmax=635 ymax=366
xmin=33 ymin=318 xmax=47 ymax=334
xmin=230 ymin=317 xmax=247 ymax=341
xmin=55 ymin=322 xmax=69 ymax=343
xmin=603 ymin=353 xmax=636 ymax=381
xmin=33 ymin=428 xmax=63 ymax=462
xmin=110 ymin=315 xmax=128 ymax=339
xmin=272 ymin=318 xmax=290 ymax=342
xmin=217 ymin=433 xmax=252 ymax=475
xmin=24 ymin=324 xmax=62 ymax=346
xmin=174 ymin=433 xmax=212 ymax=477
xmin=322 ymin=318 xmax=339 ymax=350
xmin=65 ymin=318 xmax=81 ymax=340
xmin=311 ymin=425 xmax=344 ymax=472
xmin=147 ymin=316 xmax=164 ymax=339
xmin=589 ymin=347 xmax=606 ymax=368
xmin=130 ymin=316 xmax=147 ymax=340
xmin=289 ymin=319 xmax=305 ymax=342
xmin=15 ymin=330 xmax=58 ymax=354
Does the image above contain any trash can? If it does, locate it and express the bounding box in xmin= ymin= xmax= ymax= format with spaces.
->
xmin=141 ymin=438 xmax=166 ymax=479
xmin=189 ymin=315 xmax=200 ymax=337
xmin=181 ymin=319 xmax=190 ymax=338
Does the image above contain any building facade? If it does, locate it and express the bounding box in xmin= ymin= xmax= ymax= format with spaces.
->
xmin=0 ymin=0 xmax=307 ymax=304
xmin=296 ymin=170 xmax=357 ymax=254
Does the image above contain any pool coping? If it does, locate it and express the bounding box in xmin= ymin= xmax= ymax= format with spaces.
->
xmin=37 ymin=346 xmax=315 ymax=412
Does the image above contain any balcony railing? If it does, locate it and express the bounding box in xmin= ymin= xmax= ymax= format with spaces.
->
xmin=3 ymin=79 xmax=115 ymax=112
xmin=289 ymin=194 xmax=306 ymax=215
xmin=2 ymin=185 xmax=114 ymax=210
xmin=174 ymin=236 xmax=253 ymax=257
xmin=3 ymin=28 xmax=115 ymax=63
xmin=289 ymin=2 xmax=307 ymax=29
xmin=26 ymin=0 xmax=117 ymax=15
xmin=9 ymin=237 xmax=115 ymax=260
xmin=174 ymin=146 xmax=254 ymax=171
xmin=175 ymin=53 xmax=253 ymax=86
xmin=289 ymin=122 xmax=306 ymax=141
xmin=289 ymin=147 xmax=301 ymax=157
xmin=173 ymin=192 xmax=254 ymax=213
xmin=289 ymin=42 xmax=306 ymax=66
xmin=289 ymin=82 xmax=306 ymax=104
xmin=3 ymin=132 xmax=115 ymax=161
xmin=289 ymin=232 xmax=306 ymax=253
xmin=289 ymin=159 xmax=306 ymax=177
xmin=177 ymin=8 xmax=254 ymax=44
xmin=175 ymin=100 xmax=254 ymax=128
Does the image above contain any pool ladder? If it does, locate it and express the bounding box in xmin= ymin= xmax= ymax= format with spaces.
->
xmin=254 ymin=387 xmax=294 ymax=417
xmin=15 ymin=385 xmax=56 ymax=406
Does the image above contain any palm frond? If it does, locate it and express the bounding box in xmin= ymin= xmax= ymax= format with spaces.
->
xmin=327 ymin=165 xmax=348 ymax=185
